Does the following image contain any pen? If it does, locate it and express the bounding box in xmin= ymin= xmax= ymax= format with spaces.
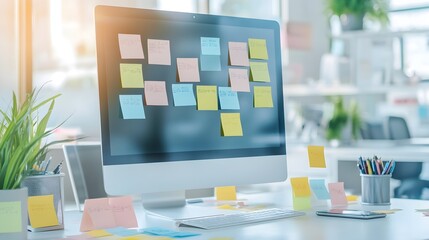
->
xmin=44 ymin=157 xmax=51 ymax=174
xmin=366 ymin=159 xmax=373 ymax=175
xmin=388 ymin=161 xmax=396 ymax=174
xmin=53 ymin=161 xmax=63 ymax=174
xmin=381 ymin=160 xmax=391 ymax=175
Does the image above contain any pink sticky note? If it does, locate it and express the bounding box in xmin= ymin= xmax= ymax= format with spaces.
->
xmin=328 ymin=182 xmax=348 ymax=206
xmin=177 ymin=58 xmax=200 ymax=82
xmin=108 ymin=196 xmax=138 ymax=228
xmin=228 ymin=42 xmax=249 ymax=66
xmin=148 ymin=39 xmax=171 ymax=65
xmin=229 ymin=68 xmax=250 ymax=92
xmin=144 ymin=81 xmax=169 ymax=106
xmin=80 ymin=198 xmax=116 ymax=232
xmin=118 ymin=34 xmax=145 ymax=59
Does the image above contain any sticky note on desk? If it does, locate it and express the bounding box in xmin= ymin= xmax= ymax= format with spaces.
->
xmin=248 ymin=38 xmax=268 ymax=60
xmin=86 ymin=229 xmax=113 ymax=238
xmin=219 ymin=87 xmax=240 ymax=110
xmin=253 ymin=86 xmax=273 ymax=108
xmin=141 ymin=227 xmax=200 ymax=238
xmin=215 ymin=186 xmax=237 ymax=201
xmin=307 ymin=145 xmax=326 ymax=168
xmin=109 ymin=196 xmax=138 ymax=228
xmin=220 ymin=113 xmax=243 ymax=137
xmin=80 ymin=198 xmax=116 ymax=232
xmin=172 ymin=84 xmax=196 ymax=107
xmin=118 ymin=33 xmax=145 ymax=59
xmin=249 ymin=62 xmax=270 ymax=82
xmin=120 ymin=63 xmax=144 ymax=88
xmin=28 ymin=195 xmax=59 ymax=228
xmin=293 ymin=196 xmax=311 ymax=211
xmin=229 ymin=68 xmax=250 ymax=92
xmin=201 ymin=37 xmax=221 ymax=55
xmin=328 ymin=182 xmax=348 ymax=206
xmin=119 ymin=95 xmax=145 ymax=120
xmin=290 ymin=177 xmax=311 ymax=197
xmin=309 ymin=179 xmax=330 ymax=200
xmin=148 ymin=39 xmax=171 ymax=65
xmin=228 ymin=42 xmax=249 ymax=66
xmin=0 ymin=201 xmax=22 ymax=233
xmin=197 ymin=85 xmax=218 ymax=110
xmin=144 ymin=81 xmax=169 ymax=106
xmin=177 ymin=58 xmax=200 ymax=82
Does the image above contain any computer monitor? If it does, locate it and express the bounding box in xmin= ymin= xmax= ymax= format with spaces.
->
xmin=95 ymin=6 xmax=286 ymax=219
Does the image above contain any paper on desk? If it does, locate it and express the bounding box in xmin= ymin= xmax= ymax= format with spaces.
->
xmin=229 ymin=68 xmax=250 ymax=92
xmin=148 ymin=39 xmax=171 ymax=65
xmin=290 ymin=177 xmax=311 ymax=197
xmin=215 ymin=186 xmax=237 ymax=201
xmin=249 ymin=62 xmax=270 ymax=82
xmin=307 ymin=145 xmax=326 ymax=168
xmin=144 ymin=81 xmax=169 ymax=106
xmin=0 ymin=201 xmax=22 ymax=233
xmin=177 ymin=58 xmax=200 ymax=82
xmin=197 ymin=85 xmax=218 ymax=110
xmin=248 ymin=38 xmax=268 ymax=60
xmin=27 ymin=195 xmax=59 ymax=228
xmin=228 ymin=42 xmax=249 ymax=66
xmin=253 ymin=86 xmax=273 ymax=108
xmin=118 ymin=34 xmax=145 ymax=59
xmin=328 ymin=182 xmax=348 ymax=206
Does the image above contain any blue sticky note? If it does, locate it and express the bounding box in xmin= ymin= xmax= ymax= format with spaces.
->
xmin=106 ymin=227 xmax=139 ymax=237
xmin=172 ymin=84 xmax=196 ymax=107
xmin=119 ymin=95 xmax=145 ymax=119
xmin=201 ymin=37 xmax=220 ymax=55
xmin=140 ymin=227 xmax=200 ymax=238
xmin=200 ymin=55 xmax=221 ymax=71
xmin=309 ymin=179 xmax=331 ymax=200
xmin=218 ymin=87 xmax=240 ymax=110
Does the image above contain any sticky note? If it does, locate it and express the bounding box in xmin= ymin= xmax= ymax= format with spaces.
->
xmin=215 ymin=186 xmax=237 ymax=201
xmin=249 ymin=62 xmax=270 ymax=82
xmin=196 ymin=85 xmax=218 ymax=110
xmin=200 ymin=55 xmax=221 ymax=71
xmin=201 ymin=37 xmax=221 ymax=55
xmin=346 ymin=195 xmax=359 ymax=202
xmin=148 ymin=39 xmax=171 ymax=65
xmin=229 ymin=68 xmax=250 ymax=92
xmin=119 ymin=95 xmax=145 ymax=119
xmin=228 ymin=42 xmax=249 ymax=66
xmin=221 ymin=113 xmax=243 ymax=137
xmin=177 ymin=58 xmax=200 ymax=82
xmin=307 ymin=145 xmax=326 ymax=168
xmin=141 ymin=227 xmax=201 ymax=238
xmin=144 ymin=81 xmax=169 ymax=106
xmin=309 ymin=179 xmax=331 ymax=200
xmin=218 ymin=87 xmax=240 ymax=110
xmin=217 ymin=204 xmax=236 ymax=210
xmin=86 ymin=229 xmax=113 ymax=238
xmin=27 ymin=195 xmax=59 ymax=228
xmin=254 ymin=86 xmax=273 ymax=108
xmin=0 ymin=201 xmax=21 ymax=233
xmin=120 ymin=64 xmax=144 ymax=88
xmin=293 ymin=196 xmax=311 ymax=211
xmin=172 ymin=84 xmax=196 ymax=106
xmin=328 ymin=182 xmax=348 ymax=206
xmin=118 ymin=34 xmax=145 ymax=59
xmin=80 ymin=198 xmax=116 ymax=232
xmin=109 ymin=196 xmax=138 ymax=228
xmin=290 ymin=177 xmax=311 ymax=197
xmin=248 ymin=38 xmax=268 ymax=60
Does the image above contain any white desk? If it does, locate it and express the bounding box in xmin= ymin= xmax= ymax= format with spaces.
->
xmin=28 ymin=186 xmax=429 ymax=240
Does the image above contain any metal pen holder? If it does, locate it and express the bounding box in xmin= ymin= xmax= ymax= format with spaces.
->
xmin=360 ymin=174 xmax=391 ymax=205
xmin=21 ymin=173 xmax=65 ymax=231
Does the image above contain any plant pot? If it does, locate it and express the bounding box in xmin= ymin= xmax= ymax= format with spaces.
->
xmin=340 ymin=13 xmax=364 ymax=31
xmin=0 ymin=187 xmax=28 ymax=240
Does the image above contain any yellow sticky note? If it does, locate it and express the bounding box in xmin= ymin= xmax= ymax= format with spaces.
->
xmin=220 ymin=113 xmax=243 ymax=137
xmin=346 ymin=195 xmax=359 ymax=202
xmin=27 ymin=195 xmax=59 ymax=228
xmin=290 ymin=177 xmax=311 ymax=197
xmin=248 ymin=38 xmax=268 ymax=60
xmin=293 ymin=196 xmax=311 ymax=211
xmin=307 ymin=145 xmax=326 ymax=168
xmin=86 ymin=229 xmax=113 ymax=237
xmin=217 ymin=204 xmax=236 ymax=210
xmin=253 ymin=86 xmax=273 ymax=108
xmin=120 ymin=63 xmax=144 ymax=88
xmin=216 ymin=186 xmax=237 ymax=201
xmin=196 ymin=85 xmax=218 ymax=110
xmin=0 ymin=201 xmax=22 ymax=233
xmin=249 ymin=62 xmax=270 ymax=82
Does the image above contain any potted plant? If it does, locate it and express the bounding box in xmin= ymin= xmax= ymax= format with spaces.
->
xmin=0 ymin=88 xmax=68 ymax=239
xmin=326 ymin=0 xmax=389 ymax=31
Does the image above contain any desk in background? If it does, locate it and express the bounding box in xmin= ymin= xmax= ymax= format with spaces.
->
xmin=28 ymin=186 xmax=429 ymax=240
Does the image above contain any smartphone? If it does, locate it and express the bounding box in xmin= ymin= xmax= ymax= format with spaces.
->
xmin=316 ymin=209 xmax=386 ymax=219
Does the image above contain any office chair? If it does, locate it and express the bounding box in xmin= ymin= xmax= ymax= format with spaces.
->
xmin=387 ymin=116 xmax=429 ymax=199
xmin=360 ymin=121 xmax=387 ymax=140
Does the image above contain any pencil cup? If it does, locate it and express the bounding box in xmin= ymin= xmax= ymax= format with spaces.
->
xmin=20 ymin=173 xmax=65 ymax=231
xmin=360 ymin=174 xmax=391 ymax=205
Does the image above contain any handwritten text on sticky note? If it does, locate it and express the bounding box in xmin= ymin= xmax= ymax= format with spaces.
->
xmin=254 ymin=86 xmax=273 ymax=108
xmin=119 ymin=95 xmax=145 ymax=120
xmin=248 ymin=38 xmax=268 ymax=60
xmin=109 ymin=196 xmax=138 ymax=229
xmin=120 ymin=64 xmax=144 ymax=88
xmin=118 ymin=34 xmax=145 ymax=59
xmin=328 ymin=182 xmax=348 ymax=206
xmin=196 ymin=85 xmax=218 ymax=110
xmin=148 ymin=39 xmax=171 ymax=65
xmin=219 ymin=87 xmax=240 ymax=110
xmin=229 ymin=68 xmax=250 ymax=92
xmin=144 ymin=81 xmax=169 ymax=106
xmin=177 ymin=58 xmax=200 ymax=82
xmin=228 ymin=42 xmax=249 ymax=66
xmin=172 ymin=84 xmax=196 ymax=107
xmin=201 ymin=37 xmax=221 ymax=55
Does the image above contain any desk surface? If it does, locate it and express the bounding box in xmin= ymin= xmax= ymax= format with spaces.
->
xmin=29 ymin=187 xmax=429 ymax=240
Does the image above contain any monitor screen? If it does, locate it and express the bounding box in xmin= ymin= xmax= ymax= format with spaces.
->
xmin=95 ymin=6 xmax=287 ymax=198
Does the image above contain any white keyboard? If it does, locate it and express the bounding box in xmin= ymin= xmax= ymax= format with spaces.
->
xmin=177 ymin=208 xmax=305 ymax=229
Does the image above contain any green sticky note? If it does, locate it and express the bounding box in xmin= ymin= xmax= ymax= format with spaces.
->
xmin=220 ymin=113 xmax=243 ymax=137
xmin=248 ymin=38 xmax=268 ymax=60
xmin=254 ymin=86 xmax=273 ymax=108
xmin=120 ymin=63 xmax=144 ymax=88
xmin=0 ymin=201 xmax=22 ymax=233
xmin=197 ymin=85 xmax=218 ymax=110
xmin=293 ymin=196 xmax=311 ymax=211
xmin=249 ymin=62 xmax=270 ymax=82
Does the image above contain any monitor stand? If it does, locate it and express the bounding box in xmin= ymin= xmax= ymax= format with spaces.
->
xmin=142 ymin=190 xmax=226 ymax=220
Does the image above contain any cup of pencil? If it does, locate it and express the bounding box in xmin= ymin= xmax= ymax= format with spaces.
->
xmin=357 ymin=156 xmax=395 ymax=205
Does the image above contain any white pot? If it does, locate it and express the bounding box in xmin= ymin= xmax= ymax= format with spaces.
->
xmin=0 ymin=187 xmax=28 ymax=240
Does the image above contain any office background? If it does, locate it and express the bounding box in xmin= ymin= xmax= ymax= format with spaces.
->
xmin=1 ymin=0 xmax=429 ymax=201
